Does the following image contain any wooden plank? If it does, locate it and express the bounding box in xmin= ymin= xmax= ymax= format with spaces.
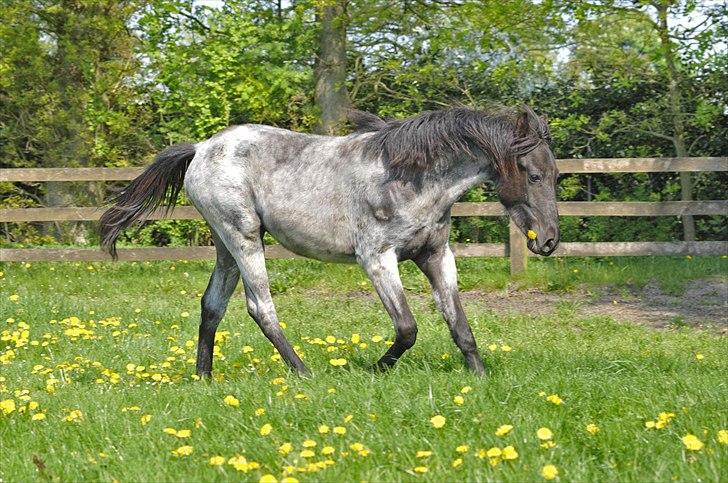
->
xmin=544 ymin=241 xmax=727 ymax=257
xmin=556 ymin=157 xmax=727 ymax=173
xmin=5 ymin=200 xmax=724 ymax=223
xmin=0 ymin=206 xmax=202 ymax=222
xmin=508 ymin=219 xmax=527 ymax=273
xmin=0 ymin=167 xmax=144 ymax=182
xmin=450 ymin=243 xmax=506 ymax=257
xmin=1 ymin=157 xmax=726 ymax=182
xmin=0 ymin=245 xmax=303 ymax=262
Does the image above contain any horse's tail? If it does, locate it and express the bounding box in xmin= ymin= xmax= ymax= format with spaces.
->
xmin=100 ymin=143 xmax=196 ymax=259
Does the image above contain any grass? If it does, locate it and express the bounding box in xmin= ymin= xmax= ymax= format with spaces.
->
xmin=1 ymin=257 xmax=727 ymax=482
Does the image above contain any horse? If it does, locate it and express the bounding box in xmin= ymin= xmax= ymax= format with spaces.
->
xmin=99 ymin=106 xmax=559 ymax=378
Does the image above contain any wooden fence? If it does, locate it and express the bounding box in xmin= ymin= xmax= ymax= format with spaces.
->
xmin=1 ymin=157 xmax=726 ymax=273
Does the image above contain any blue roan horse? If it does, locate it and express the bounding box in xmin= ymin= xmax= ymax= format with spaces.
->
xmin=100 ymin=106 xmax=559 ymax=377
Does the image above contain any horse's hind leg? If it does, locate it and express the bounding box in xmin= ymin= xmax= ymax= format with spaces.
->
xmin=415 ymin=245 xmax=485 ymax=375
xmin=196 ymin=234 xmax=240 ymax=378
xmin=218 ymin=225 xmax=310 ymax=375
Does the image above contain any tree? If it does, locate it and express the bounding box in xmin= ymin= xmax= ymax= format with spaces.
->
xmin=314 ymin=0 xmax=350 ymax=134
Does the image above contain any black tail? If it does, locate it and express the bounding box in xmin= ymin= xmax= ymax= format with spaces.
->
xmin=100 ymin=143 xmax=196 ymax=259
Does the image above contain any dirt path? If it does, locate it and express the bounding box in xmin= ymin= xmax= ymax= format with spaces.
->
xmin=460 ymin=276 xmax=727 ymax=332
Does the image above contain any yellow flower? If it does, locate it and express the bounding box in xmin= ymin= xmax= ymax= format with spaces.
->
xmin=486 ymin=447 xmax=501 ymax=458
xmin=645 ymin=420 xmax=656 ymax=429
xmin=416 ymin=450 xmax=432 ymax=458
xmin=281 ymin=478 xmax=299 ymax=483
xmin=140 ymin=414 xmax=151 ymax=425
xmin=718 ymin=429 xmax=728 ymax=444
xmin=351 ymin=333 xmax=360 ymax=344
xmin=586 ymin=423 xmax=600 ymax=435
xmin=695 ymin=353 xmax=704 ymax=360
xmin=681 ymin=434 xmax=704 ymax=451
xmin=224 ymin=395 xmax=240 ymax=407
xmin=460 ymin=386 xmax=472 ymax=394
xmin=8 ymin=294 xmax=20 ymax=302
xmin=430 ymin=415 xmax=446 ymax=428
xmin=546 ymin=394 xmax=563 ymax=405
xmin=319 ymin=424 xmax=330 ymax=434
xmin=255 ymin=407 xmax=266 ymax=416
xmin=175 ymin=429 xmax=191 ymax=438
xmin=0 ymin=399 xmax=16 ymax=415
xmin=541 ymin=464 xmax=558 ymax=480
xmin=329 ymin=358 xmax=347 ymax=366
xmin=527 ymin=230 xmax=537 ymax=240
xmin=540 ymin=440 xmax=556 ymax=449
xmin=259 ymin=475 xmax=277 ymax=483
xmin=300 ymin=449 xmax=315 ymax=458
xmin=31 ymin=412 xmax=46 ymax=421
xmin=456 ymin=445 xmax=469 ymax=453
xmin=495 ymin=424 xmax=513 ymax=436
xmin=260 ymin=423 xmax=272 ymax=436
xmin=452 ymin=458 xmax=463 ymax=468
xmin=502 ymin=445 xmax=518 ymax=460
xmin=209 ymin=456 xmax=226 ymax=465
xmin=333 ymin=426 xmax=346 ymax=435
xmin=537 ymin=427 xmax=553 ymax=440
xmin=321 ymin=446 xmax=335 ymax=455
xmin=488 ymin=343 xmax=498 ymax=351
xmin=302 ymin=439 xmax=316 ymax=448
xmin=451 ymin=395 xmax=464 ymax=406
xmin=63 ymin=409 xmax=83 ymax=422
xmin=171 ymin=445 xmax=193 ymax=457
xmin=414 ymin=466 xmax=428 ymax=474
xmin=372 ymin=335 xmax=383 ymax=342
xmin=278 ymin=442 xmax=293 ymax=455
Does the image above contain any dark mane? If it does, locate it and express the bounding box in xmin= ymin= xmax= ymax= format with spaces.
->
xmin=358 ymin=106 xmax=550 ymax=178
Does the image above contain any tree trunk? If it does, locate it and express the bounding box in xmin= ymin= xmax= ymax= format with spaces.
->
xmin=314 ymin=0 xmax=350 ymax=135
xmin=655 ymin=2 xmax=695 ymax=241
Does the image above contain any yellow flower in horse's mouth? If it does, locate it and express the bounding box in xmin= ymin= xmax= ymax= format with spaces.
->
xmin=527 ymin=230 xmax=537 ymax=240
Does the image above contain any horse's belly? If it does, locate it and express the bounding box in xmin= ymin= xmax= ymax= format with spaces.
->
xmin=262 ymin=213 xmax=356 ymax=263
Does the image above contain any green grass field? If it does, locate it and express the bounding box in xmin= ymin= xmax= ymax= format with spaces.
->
xmin=1 ymin=257 xmax=727 ymax=482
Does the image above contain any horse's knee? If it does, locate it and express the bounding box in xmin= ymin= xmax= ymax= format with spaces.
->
xmin=201 ymin=298 xmax=225 ymax=327
xmin=397 ymin=324 xmax=418 ymax=349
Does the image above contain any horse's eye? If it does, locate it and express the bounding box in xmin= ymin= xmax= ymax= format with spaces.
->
xmin=528 ymin=174 xmax=542 ymax=183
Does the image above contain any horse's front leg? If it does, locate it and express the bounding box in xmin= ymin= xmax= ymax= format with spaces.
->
xmin=415 ymin=245 xmax=485 ymax=375
xmin=359 ymin=249 xmax=418 ymax=369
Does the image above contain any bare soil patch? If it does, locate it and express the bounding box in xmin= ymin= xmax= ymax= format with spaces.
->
xmin=459 ymin=276 xmax=727 ymax=332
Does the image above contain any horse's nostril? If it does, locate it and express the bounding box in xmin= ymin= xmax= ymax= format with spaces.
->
xmin=543 ymin=238 xmax=556 ymax=253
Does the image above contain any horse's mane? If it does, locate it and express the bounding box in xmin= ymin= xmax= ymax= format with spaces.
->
xmin=350 ymin=106 xmax=550 ymax=179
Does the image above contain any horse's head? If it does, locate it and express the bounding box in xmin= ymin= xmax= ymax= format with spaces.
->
xmin=497 ymin=107 xmax=560 ymax=256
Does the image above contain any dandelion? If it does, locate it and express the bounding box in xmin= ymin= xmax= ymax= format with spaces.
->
xmin=259 ymin=475 xmax=277 ymax=483
xmin=171 ymin=445 xmax=193 ymax=457
xmin=329 ymin=358 xmax=347 ymax=366
xmin=372 ymin=335 xmax=383 ymax=342
xmin=541 ymin=464 xmax=558 ymax=480
xmin=281 ymin=478 xmax=299 ymax=483
xmin=319 ymin=424 xmax=330 ymax=434
xmin=461 ymin=386 xmax=472 ymax=394
xmin=260 ymin=423 xmax=272 ymax=436
xmin=502 ymin=445 xmax=518 ymax=460
xmin=546 ymin=394 xmax=563 ymax=405
xmin=414 ymin=466 xmax=428 ymax=474
xmin=430 ymin=415 xmax=446 ymax=428
xmin=501 ymin=345 xmax=512 ymax=352
xmin=300 ymin=449 xmax=315 ymax=458
xmin=333 ymin=426 xmax=346 ymax=435
xmin=302 ymin=439 xmax=316 ymax=448
xmin=224 ymin=395 xmax=240 ymax=407
xmin=586 ymin=423 xmax=600 ymax=435
xmin=488 ymin=343 xmax=498 ymax=351
xmin=0 ymin=399 xmax=16 ymax=415
xmin=416 ymin=450 xmax=432 ymax=458
xmin=527 ymin=230 xmax=537 ymax=240
xmin=452 ymin=458 xmax=463 ymax=468
xmin=140 ymin=414 xmax=151 ymax=425
xmin=695 ymin=353 xmax=704 ymax=360
xmin=495 ymin=424 xmax=513 ymax=436
xmin=456 ymin=445 xmax=469 ymax=453
xmin=718 ymin=429 xmax=728 ymax=444
xmin=180 ymin=311 xmax=190 ymax=318
xmin=31 ymin=413 xmax=46 ymax=421
xmin=255 ymin=407 xmax=266 ymax=416
xmin=681 ymin=434 xmax=704 ymax=451
xmin=321 ymin=446 xmax=335 ymax=455
xmin=537 ymin=427 xmax=553 ymax=440
xmin=209 ymin=456 xmax=226 ymax=465
xmin=8 ymin=294 xmax=20 ymax=302
xmin=175 ymin=429 xmax=191 ymax=438
xmin=278 ymin=442 xmax=293 ymax=455
xmin=63 ymin=410 xmax=83 ymax=422
xmin=453 ymin=395 xmax=464 ymax=406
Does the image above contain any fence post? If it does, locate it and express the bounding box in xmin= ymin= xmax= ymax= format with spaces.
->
xmin=509 ymin=219 xmax=527 ymax=274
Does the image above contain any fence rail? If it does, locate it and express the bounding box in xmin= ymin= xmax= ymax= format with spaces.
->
xmin=1 ymin=157 xmax=727 ymax=271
